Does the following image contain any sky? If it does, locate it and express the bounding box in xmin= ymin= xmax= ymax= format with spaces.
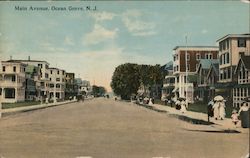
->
xmin=0 ymin=1 xmax=249 ymax=92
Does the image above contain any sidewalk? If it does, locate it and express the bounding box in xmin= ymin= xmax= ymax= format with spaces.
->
xmin=137 ymin=102 xmax=249 ymax=133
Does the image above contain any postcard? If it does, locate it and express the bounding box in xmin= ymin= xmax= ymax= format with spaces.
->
xmin=0 ymin=1 xmax=249 ymax=158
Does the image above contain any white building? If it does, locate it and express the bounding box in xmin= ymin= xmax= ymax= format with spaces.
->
xmin=0 ymin=61 xmax=26 ymax=103
xmin=48 ymin=68 xmax=66 ymax=100
xmin=10 ymin=59 xmax=50 ymax=99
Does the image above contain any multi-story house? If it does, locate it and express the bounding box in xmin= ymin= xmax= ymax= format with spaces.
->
xmin=65 ymin=72 xmax=77 ymax=99
xmin=9 ymin=58 xmax=50 ymax=99
xmin=173 ymin=46 xmax=219 ymax=102
xmin=216 ymin=34 xmax=250 ymax=103
xmin=25 ymin=65 xmax=41 ymax=101
xmin=48 ymin=68 xmax=66 ymax=101
xmin=0 ymin=61 xmax=26 ymax=103
xmin=196 ymin=59 xmax=219 ymax=102
xmin=233 ymin=56 xmax=250 ymax=107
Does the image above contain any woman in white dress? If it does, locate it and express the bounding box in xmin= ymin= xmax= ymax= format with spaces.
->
xmin=212 ymin=101 xmax=220 ymax=120
xmin=218 ymin=100 xmax=226 ymax=120
xmin=180 ymin=100 xmax=187 ymax=113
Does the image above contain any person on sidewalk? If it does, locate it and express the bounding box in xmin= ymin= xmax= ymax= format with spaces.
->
xmin=231 ymin=109 xmax=239 ymax=127
xmin=212 ymin=101 xmax=220 ymax=120
xmin=218 ymin=100 xmax=226 ymax=120
xmin=180 ymin=100 xmax=187 ymax=113
xmin=238 ymin=102 xmax=249 ymax=128
xmin=207 ymin=99 xmax=214 ymax=122
xmin=175 ymin=100 xmax=181 ymax=110
xmin=148 ymin=98 xmax=154 ymax=106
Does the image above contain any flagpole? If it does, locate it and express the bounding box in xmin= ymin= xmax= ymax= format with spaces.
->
xmin=185 ymin=35 xmax=188 ymax=107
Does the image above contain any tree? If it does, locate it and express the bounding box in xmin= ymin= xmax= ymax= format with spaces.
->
xmin=111 ymin=63 xmax=140 ymax=100
xmin=92 ymin=85 xmax=106 ymax=97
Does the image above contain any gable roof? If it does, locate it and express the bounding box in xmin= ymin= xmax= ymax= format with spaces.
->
xmin=206 ymin=62 xmax=219 ymax=79
xmin=197 ymin=59 xmax=219 ymax=73
xmin=161 ymin=61 xmax=173 ymax=71
xmin=235 ymin=56 xmax=250 ymax=73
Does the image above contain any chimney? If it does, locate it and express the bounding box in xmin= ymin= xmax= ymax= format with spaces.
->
xmin=10 ymin=55 xmax=12 ymax=60
xmin=28 ymin=56 xmax=30 ymax=61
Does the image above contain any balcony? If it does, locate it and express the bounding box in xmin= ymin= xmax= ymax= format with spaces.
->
xmin=163 ymin=83 xmax=175 ymax=87
xmin=0 ymin=80 xmax=24 ymax=87
xmin=238 ymin=78 xmax=250 ymax=84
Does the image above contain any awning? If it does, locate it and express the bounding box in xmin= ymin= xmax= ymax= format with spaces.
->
xmin=172 ymin=87 xmax=179 ymax=93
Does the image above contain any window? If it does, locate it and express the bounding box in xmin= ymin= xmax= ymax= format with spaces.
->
xmin=226 ymin=53 xmax=229 ymax=64
xmin=186 ymin=53 xmax=190 ymax=61
xmin=187 ymin=64 xmax=190 ymax=71
xmin=50 ymin=78 xmax=51 ymax=81
xmin=12 ymin=75 xmax=16 ymax=82
xmin=56 ymin=78 xmax=60 ymax=82
xmin=41 ymin=82 xmax=45 ymax=86
xmin=57 ymin=71 xmax=59 ymax=75
xmin=209 ymin=54 xmax=213 ymax=59
xmin=228 ymin=68 xmax=231 ymax=79
xmin=219 ymin=42 xmax=223 ymax=51
xmin=0 ymin=88 xmax=2 ymax=95
xmin=238 ymin=38 xmax=246 ymax=47
xmin=50 ymin=84 xmax=54 ymax=88
xmin=2 ymin=66 xmax=5 ymax=72
xmin=45 ymin=73 xmax=48 ymax=78
xmin=62 ymin=71 xmax=65 ymax=75
xmin=196 ymin=53 xmax=201 ymax=60
xmin=220 ymin=56 xmax=222 ymax=65
xmin=51 ymin=70 xmax=53 ymax=74
xmin=13 ymin=66 xmax=16 ymax=72
xmin=56 ymin=84 xmax=60 ymax=88
xmin=46 ymin=64 xmax=49 ymax=69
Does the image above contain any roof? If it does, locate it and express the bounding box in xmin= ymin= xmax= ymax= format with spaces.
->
xmin=173 ymin=46 xmax=218 ymax=50
xmin=1 ymin=60 xmax=27 ymax=65
xmin=207 ymin=62 xmax=219 ymax=79
xmin=197 ymin=59 xmax=219 ymax=73
xmin=6 ymin=59 xmax=49 ymax=64
xmin=235 ymin=56 xmax=250 ymax=73
xmin=216 ymin=33 xmax=250 ymax=42
xmin=161 ymin=61 xmax=173 ymax=71
xmin=241 ymin=56 xmax=250 ymax=70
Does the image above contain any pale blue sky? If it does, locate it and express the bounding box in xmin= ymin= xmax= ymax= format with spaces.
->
xmin=0 ymin=1 xmax=249 ymax=91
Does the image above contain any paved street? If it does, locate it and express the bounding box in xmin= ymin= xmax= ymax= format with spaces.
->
xmin=0 ymin=98 xmax=249 ymax=158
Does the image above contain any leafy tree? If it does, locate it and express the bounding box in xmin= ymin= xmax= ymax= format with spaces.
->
xmin=92 ymin=85 xmax=106 ymax=97
xmin=111 ymin=63 xmax=140 ymax=100
xmin=111 ymin=63 xmax=164 ymax=100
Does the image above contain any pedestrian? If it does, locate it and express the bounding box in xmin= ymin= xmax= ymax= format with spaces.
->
xmin=180 ymin=100 xmax=187 ymax=113
xmin=175 ymin=100 xmax=181 ymax=110
xmin=238 ymin=102 xmax=249 ymax=128
xmin=212 ymin=101 xmax=220 ymax=120
xmin=231 ymin=109 xmax=239 ymax=127
xmin=207 ymin=99 xmax=214 ymax=122
xmin=218 ymin=100 xmax=226 ymax=120
xmin=148 ymin=98 xmax=153 ymax=106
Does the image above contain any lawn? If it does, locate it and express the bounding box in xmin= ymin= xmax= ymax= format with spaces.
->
xmin=2 ymin=101 xmax=41 ymax=109
xmin=155 ymin=99 xmax=238 ymax=118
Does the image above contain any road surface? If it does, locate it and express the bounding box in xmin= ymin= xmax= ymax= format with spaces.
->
xmin=0 ymin=98 xmax=249 ymax=158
